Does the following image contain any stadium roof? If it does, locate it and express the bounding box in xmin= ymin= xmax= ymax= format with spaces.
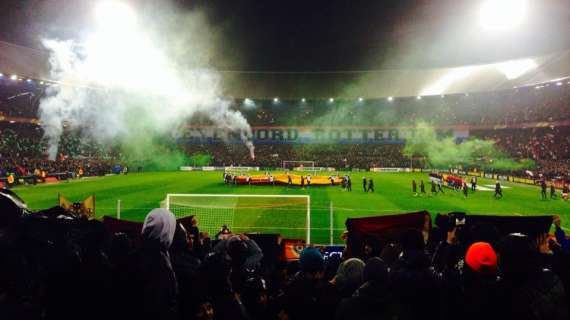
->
xmin=2 ymin=40 xmax=569 ymax=99
xmin=2 ymin=0 xmax=570 ymax=70
xmin=1 ymin=0 xmax=570 ymax=98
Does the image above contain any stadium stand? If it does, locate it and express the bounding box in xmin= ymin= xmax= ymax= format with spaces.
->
xmin=1 ymin=79 xmax=570 ymax=182
xmin=1 ymin=196 xmax=569 ymax=320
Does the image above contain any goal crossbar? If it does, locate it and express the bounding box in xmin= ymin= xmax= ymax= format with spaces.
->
xmin=166 ymin=194 xmax=311 ymax=243
xmin=282 ymin=160 xmax=315 ymax=169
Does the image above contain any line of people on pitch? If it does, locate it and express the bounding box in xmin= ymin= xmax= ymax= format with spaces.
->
xmin=411 ymin=177 xmax=504 ymax=199
xmin=540 ymin=179 xmax=570 ymax=201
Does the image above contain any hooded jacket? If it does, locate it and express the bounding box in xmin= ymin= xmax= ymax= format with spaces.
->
xmin=121 ymin=209 xmax=179 ymax=320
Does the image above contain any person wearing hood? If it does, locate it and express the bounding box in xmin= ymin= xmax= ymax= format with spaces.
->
xmin=318 ymin=257 xmax=366 ymax=319
xmin=281 ymin=247 xmax=325 ymax=320
xmin=335 ymin=258 xmax=395 ymax=320
xmin=120 ymin=208 xmax=179 ymax=320
xmin=332 ymin=258 xmax=366 ymax=298
xmin=214 ymin=233 xmax=263 ymax=272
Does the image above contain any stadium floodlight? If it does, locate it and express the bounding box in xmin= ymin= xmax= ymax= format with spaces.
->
xmin=479 ymin=0 xmax=528 ymax=31
xmin=329 ymin=98 xmax=334 ymax=103
xmin=494 ymin=59 xmax=536 ymax=80
xmin=166 ymin=194 xmax=312 ymax=243
xmin=387 ymin=96 xmax=393 ymax=101
xmin=420 ymin=66 xmax=475 ymax=96
xmin=10 ymin=75 xmax=17 ymax=81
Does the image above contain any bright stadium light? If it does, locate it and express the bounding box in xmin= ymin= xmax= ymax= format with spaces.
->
xmin=479 ymin=0 xmax=528 ymax=31
xmin=494 ymin=59 xmax=536 ymax=80
xmin=10 ymin=75 xmax=18 ymax=81
xmin=420 ymin=66 xmax=476 ymax=96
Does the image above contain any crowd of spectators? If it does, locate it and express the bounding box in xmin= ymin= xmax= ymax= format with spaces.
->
xmin=472 ymin=127 xmax=570 ymax=178
xmin=1 ymin=80 xmax=570 ymax=179
xmin=0 ymin=123 xmax=114 ymax=179
xmin=1 ymin=200 xmax=570 ymax=320
xmin=0 ymin=158 xmax=113 ymax=179
xmin=2 ymin=77 xmax=569 ymax=127
xmin=240 ymin=84 xmax=570 ymax=126
xmin=183 ymin=144 xmax=409 ymax=169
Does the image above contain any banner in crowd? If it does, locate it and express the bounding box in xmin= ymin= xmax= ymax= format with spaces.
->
xmin=345 ymin=211 xmax=430 ymax=258
xmin=181 ymin=126 xmax=469 ymax=144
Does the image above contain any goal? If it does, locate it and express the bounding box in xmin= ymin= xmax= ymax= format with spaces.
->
xmin=166 ymin=194 xmax=312 ymax=243
xmin=282 ymin=160 xmax=315 ymax=171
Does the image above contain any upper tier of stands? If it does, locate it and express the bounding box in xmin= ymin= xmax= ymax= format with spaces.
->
xmin=1 ymin=76 xmax=570 ymax=126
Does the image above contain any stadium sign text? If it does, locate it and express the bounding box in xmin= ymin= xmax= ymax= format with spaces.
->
xmin=183 ymin=126 xmax=466 ymax=144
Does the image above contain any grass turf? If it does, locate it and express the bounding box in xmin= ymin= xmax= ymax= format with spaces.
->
xmin=11 ymin=171 xmax=570 ymax=244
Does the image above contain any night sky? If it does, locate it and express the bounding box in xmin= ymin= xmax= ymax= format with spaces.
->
xmin=1 ymin=0 xmax=569 ymax=71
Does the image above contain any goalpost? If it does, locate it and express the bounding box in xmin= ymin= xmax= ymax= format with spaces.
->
xmin=282 ymin=160 xmax=315 ymax=171
xmin=166 ymin=194 xmax=312 ymax=243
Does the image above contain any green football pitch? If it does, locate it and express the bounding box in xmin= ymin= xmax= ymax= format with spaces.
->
xmin=11 ymin=171 xmax=570 ymax=244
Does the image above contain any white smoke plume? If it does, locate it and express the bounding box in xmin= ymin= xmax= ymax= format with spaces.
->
xmin=39 ymin=1 xmax=254 ymax=160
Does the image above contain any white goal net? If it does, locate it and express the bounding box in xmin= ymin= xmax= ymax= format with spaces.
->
xmin=166 ymin=194 xmax=312 ymax=243
xmin=282 ymin=160 xmax=315 ymax=171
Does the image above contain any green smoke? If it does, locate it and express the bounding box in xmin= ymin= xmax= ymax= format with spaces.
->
xmin=188 ymin=154 xmax=212 ymax=166
xmin=403 ymin=122 xmax=535 ymax=171
xmin=111 ymin=103 xmax=190 ymax=171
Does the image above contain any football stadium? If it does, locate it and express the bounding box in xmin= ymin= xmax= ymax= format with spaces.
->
xmin=1 ymin=1 xmax=570 ymax=319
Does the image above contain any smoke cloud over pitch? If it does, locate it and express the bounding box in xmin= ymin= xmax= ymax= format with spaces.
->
xmin=403 ymin=122 xmax=534 ymax=170
xmin=39 ymin=1 xmax=254 ymax=161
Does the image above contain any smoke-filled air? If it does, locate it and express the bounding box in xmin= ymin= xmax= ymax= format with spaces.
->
xmin=403 ymin=122 xmax=535 ymax=171
xmin=38 ymin=1 xmax=254 ymax=167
